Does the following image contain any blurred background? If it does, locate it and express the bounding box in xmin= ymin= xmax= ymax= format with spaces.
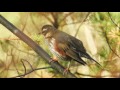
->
xmin=0 ymin=12 xmax=120 ymax=78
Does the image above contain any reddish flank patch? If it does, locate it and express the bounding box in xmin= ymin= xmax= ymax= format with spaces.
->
xmin=54 ymin=42 xmax=66 ymax=56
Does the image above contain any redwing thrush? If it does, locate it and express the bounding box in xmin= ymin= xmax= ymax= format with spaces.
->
xmin=41 ymin=25 xmax=100 ymax=66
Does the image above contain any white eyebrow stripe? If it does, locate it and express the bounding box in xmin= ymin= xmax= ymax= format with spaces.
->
xmin=43 ymin=28 xmax=47 ymax=32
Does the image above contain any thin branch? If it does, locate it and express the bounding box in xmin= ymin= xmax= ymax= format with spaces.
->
xmin=51 ymin=12 xmax=59 ymax=28
xmin=104 ymin=31 xmax=120 ymax=58
xmin=74 ymin=12 xmax=91 ymax=37
xmin=9 ymin=41 xmax=37 ymax=57
xmin=108 ymin=12 xmax=120 ymax=30
xmin=11 ymin=66 xmax=52 ymax=78
xmin=60 ymin=12 xmax=93 ymax=27
xmin=30 ymin=13 xmax=40 ymax=31
xmin=40 ymin=13 xmax=54 ymax=25
xmin=10 ymin=49 xmax=20 ymax=76
xmin=16 ymin=59 xmax=51 ymax=78
xmin=0 ymin=15 xmax=76 ymax=78
xmin=21 ymin=13 xmax=29 ymax=32
xmin=59 ymin=12 xmax=74 ymax=25
xmin=75 ymin=72 xmax=112 ymax=78
xmin=0 ymin=38 xmax=20 ymax=40
xmin=0 ymin=68 xmax=6 ymax=77
xmin=21 ymin=60 xmax=27 ymax=75
xmin=22 ymin=59 xmax=34 ymax=70
xmin=61 ymin=21 xmax=85 ymax=27
xmin=21 ymin=59 xmax=43 ymax=77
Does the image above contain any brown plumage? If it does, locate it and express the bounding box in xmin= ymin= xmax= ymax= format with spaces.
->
xmin=41 ymin=25 xmax=100 ymax=66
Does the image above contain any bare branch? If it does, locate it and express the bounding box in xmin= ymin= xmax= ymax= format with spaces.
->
xmin=61 ymin=21 xmax=84 ymax=27
xmin=74 ymin=12 xmax=91 ymax=37
xmin=0 ymin=15 xmax=76 ymax=78
xmin=0 ymin=38 xmax=20 ymax=40
xmin=51 ymin=12 xmax=59 ymax=28
xmin=9 ymin=41 xmax=37 ymax=57
xmin=21 ymin=13 xmax=29 ymax=32
xmin=75 ymin=72 xmax=112 ymax=78
xmin=108 ymin=12 xmax=120 ymax=30
xmin=40 ymin=13 xmax=54 ymax=25
xmin=11 ymin=66 xmax=52 ymax=78
xmin=59 ymin=12 xmax=74 ymax=25
xmin=104 ymin=31 xmax=120 ymax=58
xmin=22 ymin=59 xmax=34 ymax=70
xmin=30 ymin=13 xmax=40 ymax=31
xmin=10 ymin=49 xmax=20 ymax=76
xmin=21 ymin=60 xmax=27 ymax=76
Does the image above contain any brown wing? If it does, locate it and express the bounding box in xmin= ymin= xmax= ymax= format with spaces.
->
xmin=55 ymin=31 xmax=100 ymax=66
xmin=57 ymin=42 xmax=87 ymax=65
xmin=53 ymin=30 xmax=100 ymax=66
xmin=56 ymin=31 xmax=87 ymax=55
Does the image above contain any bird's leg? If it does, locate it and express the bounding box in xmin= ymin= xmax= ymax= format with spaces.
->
xmin=63 ymin=61 xmax=71 ymax=75
xmin=49 ymin=55 xmax=58 ymax=63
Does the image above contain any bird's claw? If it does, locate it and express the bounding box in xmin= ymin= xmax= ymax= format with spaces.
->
xmin=63 ymin=68 xmax=69 ymax=75
xmin=49 ymin=58 xmax=58 ymax=63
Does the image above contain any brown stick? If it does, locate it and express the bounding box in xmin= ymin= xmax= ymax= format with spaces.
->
xmin=0 ymin=15 xmax=76 ymax=78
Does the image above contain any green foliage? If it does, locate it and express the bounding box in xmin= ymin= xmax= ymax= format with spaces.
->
xmin=98 ymin=47 xmax=109 ymax=59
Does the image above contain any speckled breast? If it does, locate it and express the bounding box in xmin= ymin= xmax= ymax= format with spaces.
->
xmin=45 ymin=38 xmax=67 ymax=60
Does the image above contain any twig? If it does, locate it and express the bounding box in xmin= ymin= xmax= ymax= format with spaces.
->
xmin=30 ymin=13 xmax=40 ymax=31
xmin=75 ymin=72 xmax=112 ymax=78
xmin=74 ymin=12 xmax=91 ymax=37
xmin=0 ymin=15 xmax=76 ymax=78
xmin=9 ymin=41 xmax=37 ymax=57
xmin=108 ymin=12 xmax=120 ymax=30
xmin=21 ymin=59 xmax=34 ymax=70
xmin=10 ymin=49 xmax=20 ymax=76
xmin=21 ymin=60 xmax=27 ymax=75
xmin=104 ymin=31 xmax=120 ymax=58
xmin=51 ymin=12 xmax=59 ymax=28
xmin=21 ymin=13 xmax=29 ymax=32
xmin=0 ymin=38 xmax=20 ymax=40
xmin=61 ymin=21 xmax=84 ymax=27
xmin=11 ymin=66 xmax=52 ymax=78
xmin=59 ymin=12 xmax=74 ymax=25
xmin=40 ymin=13 xmax=54 ymax=25
xmin=16 ymin=59 xmax=50 ymax=78
xmin=22 ymin=59 xmax=42 ymax=77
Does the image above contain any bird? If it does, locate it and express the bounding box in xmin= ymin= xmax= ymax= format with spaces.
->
xmin=40 ymin=25 xmax=101 ymax=67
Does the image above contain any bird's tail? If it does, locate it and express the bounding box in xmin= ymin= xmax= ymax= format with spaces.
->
xmin=83 ymin=53 xmax=101 ymax=67
xmin=75 ymin=57 xmax=87 ymax=66
xmin=90 ymin=57 xmax=101 ymax=67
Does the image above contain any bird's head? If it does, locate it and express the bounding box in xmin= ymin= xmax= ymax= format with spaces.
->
xmin=41 ymin=25 xmax=56 ymax=38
